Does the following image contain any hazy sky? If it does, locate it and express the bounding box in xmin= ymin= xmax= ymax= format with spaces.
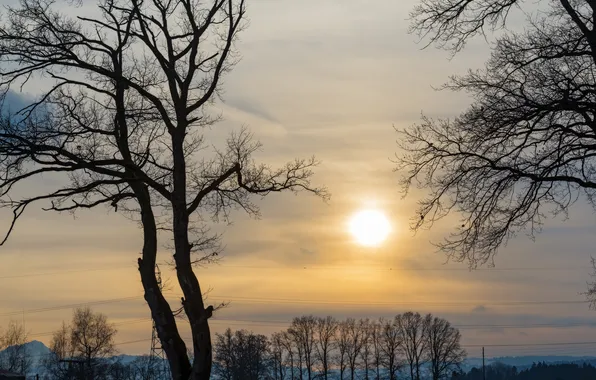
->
xmin=1 ymin=0 xmax=596 ymax=359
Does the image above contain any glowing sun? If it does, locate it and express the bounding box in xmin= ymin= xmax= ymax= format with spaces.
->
xmin=348 ymin=209 xmax=391 ymax=247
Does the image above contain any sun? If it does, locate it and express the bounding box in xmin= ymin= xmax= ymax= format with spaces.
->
xmin=348 ymin=209 xmax=391 ymax=247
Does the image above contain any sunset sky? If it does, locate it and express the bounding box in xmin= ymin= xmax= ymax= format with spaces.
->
xmin=1 ymin=0 xmax=596 ymax=360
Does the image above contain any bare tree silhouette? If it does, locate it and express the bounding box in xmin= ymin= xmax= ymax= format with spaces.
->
xmin=269 ymin=332 xmax=288 ymax=380
xmin=212 ymin=328 xmax=271 ymax=380
xmin=397 ymin=0 xmax=596 ymax=266
xmin=398 ymin=312 xmax=429 ymax=380
xmin=380 ymin=318 xmax=402 ymax=380
xmin=425 ymin=316 xmax=466 ymax=380
xmin=358 ymin=318 xmax=372 ymax=380
xmin=130 ymin=355 xmax=162 ymax=380
xmin=279 ymin=331 xmax=296 ymax=380
xmin=314 ymin=316 xmax=338 ymax=380
xmin=0 ymin=0 xmax=327 ymax=378
xmin=336 ymin=320 xmax=351 ymax=380
xmin=44 ymin=307 xmax=117 ymax=380
xmin=369 ymin=319 xmax=385 ymax=380
xmin=343 ymin=317 xmax=366 ymax=380
xmin=288 ymin=316 xmax=317 ymax=380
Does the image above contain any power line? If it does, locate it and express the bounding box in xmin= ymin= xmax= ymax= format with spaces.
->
xmin=207 ymin=295 xmax=590 ymax=307
xmin=0 ymin=295 xmax=145 ymax=318
xmin=208 ymin=318 xmax=596 ymax=330
xmin=28 ymin=318 xmax=153 ymax=338
xmin=0 ymin=264 xmax=137 ymax=280
xmin=115 ymin=338 xmax=152 ymax=346
xmin=0 ymin=293 xmax=591 ymax=319
xmin=0 ymin=263 xmax=587 ymax=280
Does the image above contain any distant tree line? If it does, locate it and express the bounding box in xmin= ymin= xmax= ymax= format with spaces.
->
xmin=6 ymin=308 xmax=596 ymax=380
xmin=0 ymin=310 xmax=465 ymax=380
xmin=458 ymin=362 xmax=596 ymax=380
xmin=212 ymin=312 xmax=466 ymax=380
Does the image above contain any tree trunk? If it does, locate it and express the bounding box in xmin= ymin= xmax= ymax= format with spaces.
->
xmin=135 ymin=184 xmax=191 ymax=380
xmin=322 ymin=351 xmax=328 ymax=380
xmin=171 ymin=133 xmax=213 ymax=380
xmin=115 ymin=53 xmax=191 ymax=380
xmin=174 ymin=228 xmax=213 ymax=380
xmin=289 ymin=352 xmax=294 ymax=380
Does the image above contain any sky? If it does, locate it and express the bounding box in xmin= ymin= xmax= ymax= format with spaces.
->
xmin=1 ymin=0 xmax=596 ymax=360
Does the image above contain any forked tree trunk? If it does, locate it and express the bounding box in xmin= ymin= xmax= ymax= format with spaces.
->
xmin=171 ymin=134 xmax=213 ymax=380
xmin=134 ymin=185 xmax=192 ymax=380
xmin=176 ymin=257 xmax=213 ymax=380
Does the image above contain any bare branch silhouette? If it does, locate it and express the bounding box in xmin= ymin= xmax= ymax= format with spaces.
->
xmin=398 ymin=0 xmax=596 ymax=266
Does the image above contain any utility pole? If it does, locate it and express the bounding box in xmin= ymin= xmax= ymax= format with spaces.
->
xmin=482 ymin=347 xmax=485 ymax=380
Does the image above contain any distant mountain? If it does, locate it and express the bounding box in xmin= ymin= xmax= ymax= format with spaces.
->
xmin=24 ymin=340 xmax=51 ymax=357
xmin=111 ymin=354 xmax=145 ymax=365
xmin=0 ymin=341 xmax=158 ymax=376
xmin=0 ymin=340 xmax=51 ymax=376
xmin=463 ymin=355 xmax=596 ymax=371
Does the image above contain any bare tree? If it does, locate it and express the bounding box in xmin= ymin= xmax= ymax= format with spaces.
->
xmin=213 ymin=329 xmax=234 ymax=380
xmin=585 ymin=258 xmax=596 ymax=308
xmin=43 ymin=308 xmax=116 ymax=380
xmin=425 ymin=316 xmax=466 ymax=380
xmin=0 ymin=320 xmax=31 ymax=375
xmin=397 ymin=0 xmax=596 ymax=267
xmin=279 ymin=332 xmax=296 ymax=380
xmin=290 ymin=327 xmax=304 ymax=380
xmin=131 ymin=355 xmax=162 ymax=380
xmin=270 ymin=332 xmax=287 ymax=380
xmin=358 ymin=319 xmax=372 ymax=380
xmin=288 ymin=316 xmax=317 ymax=380
xmin=314 ymin=316 xmax=337 ymax=380
xmin=108 ymin=360 xmax=135 ymax=380
xmin=212 ymin=328 xmax=272 ymax=380
xmin=43 ymin=322 xmax=75 ymax=380
xmin=398 ymin=312 xmax=429 ymax=380
xmin=369 ymin=319 xmax=384 ymax=380
xmin=335 ymin=320 xmax=350 ymax=380
xmin=343 ymin=318 xmax=366 ymax=380
xmin=381 ymin=318 xmax=402 ymax=380
xmin=70 ymin=306 xmax=118 ymax=379
xmin=0 ymin=0 xmax=327 ymax=379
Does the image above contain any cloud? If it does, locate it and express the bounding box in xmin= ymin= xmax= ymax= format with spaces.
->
xmin=480 ymin=327 xmax=506 ymax=335
xmin=299 ymin=247 xmax=317 ymax=256
xmin=223 ymin=96 xmax=280 ymax=124
xmin=472 ymin=305 xmax=488 ymax=313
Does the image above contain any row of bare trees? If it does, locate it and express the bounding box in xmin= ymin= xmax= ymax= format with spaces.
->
xmin=213 ymin=312 xmax=466 ymax=380
xmin=0 ymin=309 xmax=464 ymax=380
